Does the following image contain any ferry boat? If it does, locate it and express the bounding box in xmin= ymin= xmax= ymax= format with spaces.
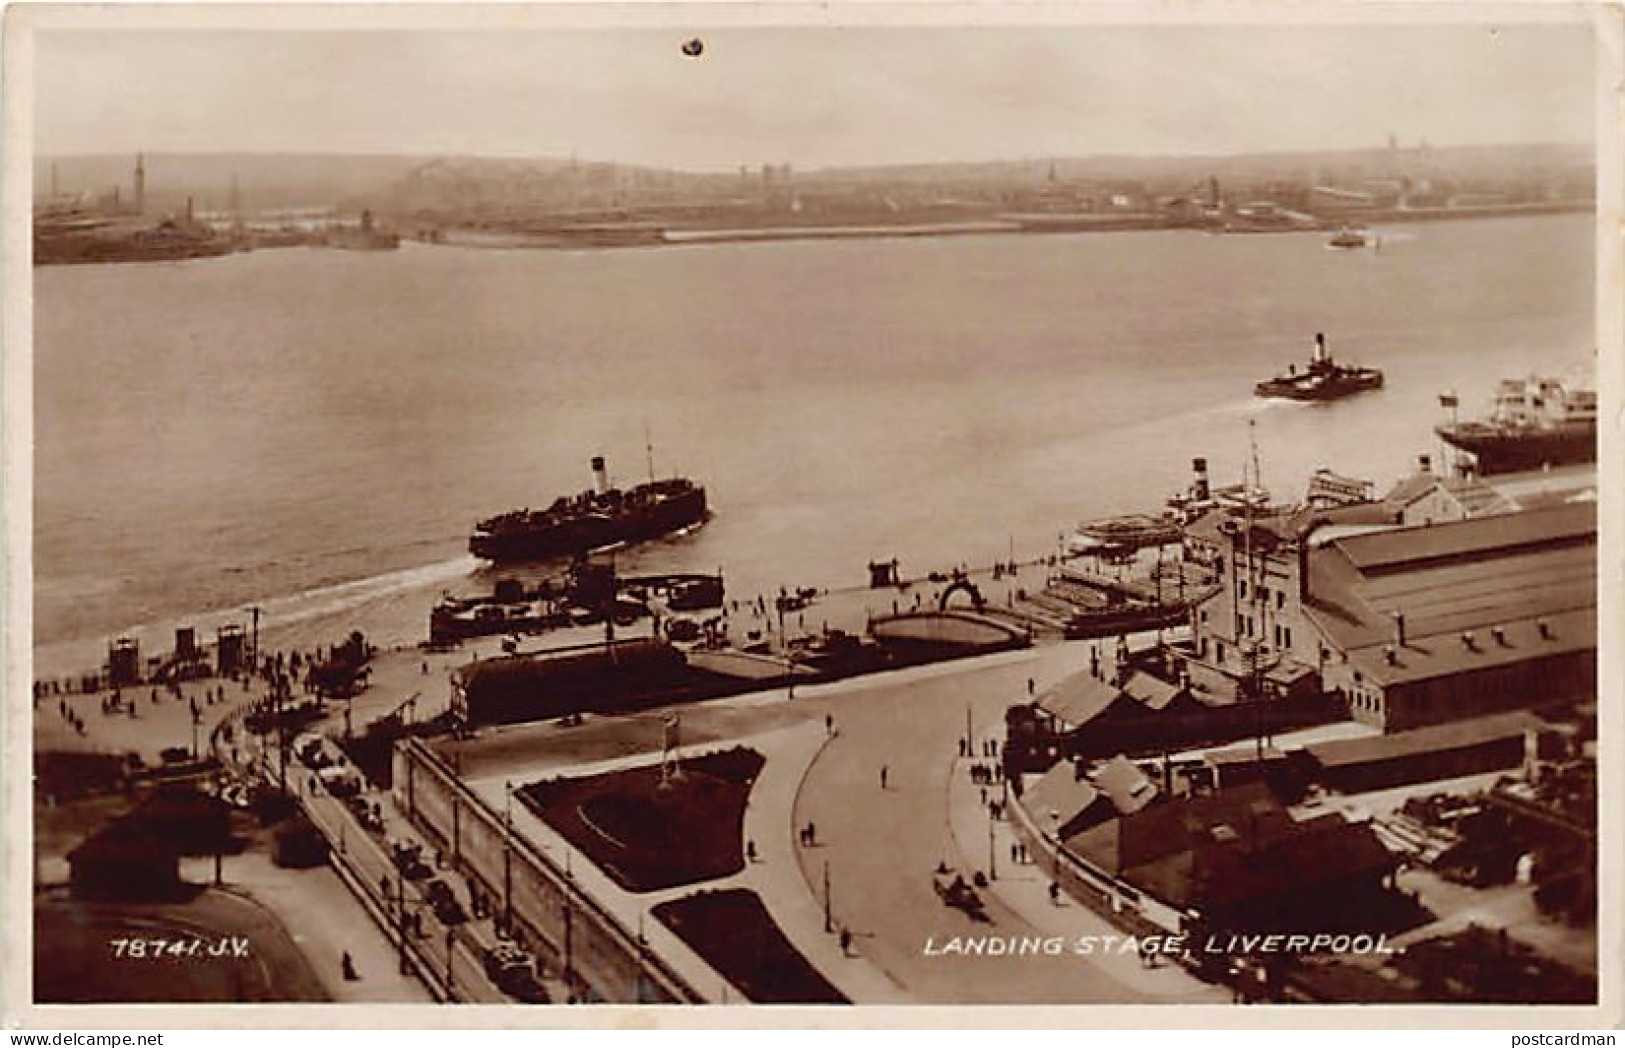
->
xmin=469 ymin=456 xmax=708 ymax=564
xmin=1254 ymin=333 xmax=1384 ymax=401
xmin=1435 ymin=376 xmax=1597 ymax=475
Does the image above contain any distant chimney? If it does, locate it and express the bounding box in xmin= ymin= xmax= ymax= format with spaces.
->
xmin=1383 ymin=644 xmax=1396 ymax=665
xmin=1537 ymin=618 xmax=1553 ymax=640
xmin=1417 ymin=454 xmax=1431 ymax=474
xmin=185 ymin=195 xmax=194 ymax=223
xmin=1491 ymin=626 xmax=1507 ymax=646
xmin=1192 ymin=457 xmax=1211 ymax=501
xmin=1391 ymin=610 xmax=1406 ymax=648
xmin=1461 ymin=631 xmax=1477 ymax=651
xmin=590 ymin=455 xmax=609 ymax=495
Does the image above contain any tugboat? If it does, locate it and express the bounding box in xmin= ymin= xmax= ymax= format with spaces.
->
xmin=1254 ymin=332 xmax=1384 ymax=401
xmin=1435 ymin=376 xmax=1597 ymax=475
xmin=469 ymin=456 xmax=708 ymax=564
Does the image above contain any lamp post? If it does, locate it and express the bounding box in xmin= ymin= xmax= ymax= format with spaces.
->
xmin=502 ymin=781 xmax=514 ymax=927
xmin=988 ymin=808 xmax=998 ymax=882
xmin=395 ymin=876 xmax=410 ymax=976
xmin=823 ymin=860 xmax=833 ymax=933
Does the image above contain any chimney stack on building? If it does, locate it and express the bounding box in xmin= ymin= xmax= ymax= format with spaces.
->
xmin=1391 ymin=610 xmax=1406 ymax=648
xmin=1461 ymin=630 xmax=1478 ymax=652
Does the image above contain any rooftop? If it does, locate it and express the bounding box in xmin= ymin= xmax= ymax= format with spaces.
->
xmin=1304 ymin=709 xmax=1543 ymax=768
xmin=1034 ymin=671 xmax=1125 ymax=729
xmin=1342 ymin=607 xmax=1595 ymax=686
xmin=1329 ymin=501 xmax=1594 ymax=575
xmin=1022 ymin=761 xmax=1101 ymax=832
xmin=1303 ymin=503 xmax=1596 ymax=658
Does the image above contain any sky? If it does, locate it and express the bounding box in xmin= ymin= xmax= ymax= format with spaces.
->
xmin=31 ymin=14 xmax=1600 ymax=170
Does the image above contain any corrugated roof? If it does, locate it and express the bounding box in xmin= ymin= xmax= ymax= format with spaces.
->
xmin=1022 ymin=762 xmax=1101 ymax=831
xmin=1092 ymin=755 xmax=1159 ymax=815
xmin=1383 ymin=472 xmax=1440 ymax=508
xmin=1035 ymin=671 xmax=1124 ymax=728
xmin=1305 ymin=710 xmax=1541 ymax=768
xmin=1346 ymin=607 xmax=1595 ymax=686
xmin=1332 ymin=502 xmax=1594 ymax=573
xmin=1122 ymin=670 xmax=1182 ymax=711
xmin=1303 ymin=508 xmax=1596 ymax=655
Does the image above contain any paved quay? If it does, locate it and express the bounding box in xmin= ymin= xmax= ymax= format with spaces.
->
xmin=788 ymin=641 xmax=1211 ymax=1003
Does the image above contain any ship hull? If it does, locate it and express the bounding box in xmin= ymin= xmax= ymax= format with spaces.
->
xmin=470 ymin=488 xmax=707 ymax=563
xmin=1434 ymin=424 xmax=1595 ymax=475
xmin=1254 ymin=373 xmax=1384 ymax=400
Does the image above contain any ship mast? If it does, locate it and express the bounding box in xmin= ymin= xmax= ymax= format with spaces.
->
xmin=1243 ymin=419 xmax=1265 ymax=707
xmin=644 ymin=421 xmax=656 ymax=485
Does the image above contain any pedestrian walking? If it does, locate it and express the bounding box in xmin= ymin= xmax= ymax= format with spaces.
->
xmin=746 ymin=839 xmax=758 ymax=863
xmin=341 ymin=952 xmax=358 ymax=981
xmin=840 ymin=928 xmax=853 ymax=955
xmin=1048 ymin=882 xmax=1060 ymax=905
xmin=824 ymin=713 xmax=833 ymax=737
xmin=880 ymin=765 xmax=888 ymax=790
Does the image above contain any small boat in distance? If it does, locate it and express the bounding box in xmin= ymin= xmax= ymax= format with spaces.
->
xmin=1254 ymin=332 xmax=1385 ymax=401
xmin=1435 ymin=376 xmax=1597 ymax=475
xmin=1327 ymin=226 xmax=1370 ymax=249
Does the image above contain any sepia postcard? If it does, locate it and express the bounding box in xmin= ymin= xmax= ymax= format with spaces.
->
xmin=3 ymin=1 xmax=1621 ymax=1030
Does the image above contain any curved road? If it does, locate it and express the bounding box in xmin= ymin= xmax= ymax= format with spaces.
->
xmin=791 ymin=645 xmax=1163 ymax=1003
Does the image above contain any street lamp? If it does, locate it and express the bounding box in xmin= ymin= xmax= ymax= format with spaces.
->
xmin=988 ymin=809 xmax=997 ymax=882
xmin=502 ymin=780 xmax=514 ymax=926
xmin=822 ymin=860 xmax=833 ymax=933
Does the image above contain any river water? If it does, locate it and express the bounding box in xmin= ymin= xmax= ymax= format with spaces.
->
xmin=32 ymin=215 xmax=1594 ymax=675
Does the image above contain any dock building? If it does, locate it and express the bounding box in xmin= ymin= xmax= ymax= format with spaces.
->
xmin=1180 ymin=462 xmax=1596 ymax=732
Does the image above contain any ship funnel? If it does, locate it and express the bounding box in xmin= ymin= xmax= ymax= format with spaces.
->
xmin=1313 ymin=332 xmax=1327 ymax=364
xmin=591 ymin=455 xmax=609 ymax=495
xmin=1192 ymin=457 xmax=1211 ymax=501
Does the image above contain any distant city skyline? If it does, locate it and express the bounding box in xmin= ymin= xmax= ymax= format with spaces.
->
xmin=34 ymin=16 xmax=1600 ymax=171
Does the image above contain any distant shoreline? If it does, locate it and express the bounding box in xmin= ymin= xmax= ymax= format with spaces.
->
xmin=32 ymin=200 xmax=1591 ymax=266
xmin=417 ymin=200 xmax=1592 ymax=253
